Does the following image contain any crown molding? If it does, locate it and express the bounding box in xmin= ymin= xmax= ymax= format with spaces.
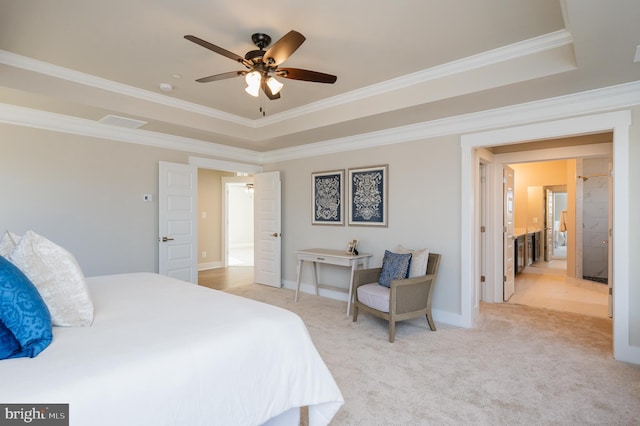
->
xmin=0 ymin=29 xmax=571 ymax=131
xmin=0 ymin=103 xmax=259 ymax=163
xmin=2 ymin=80 xmax=639 ymax=166
xmin=0 ymin=50 xmax=255 ymax=127
xmin=260 ymin=80 xmax=640 ymax=163
xmin=258 ymin=30 xmax=573 ymax=126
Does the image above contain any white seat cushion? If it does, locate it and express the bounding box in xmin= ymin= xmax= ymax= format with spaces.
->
xmin=357 ymin=283 xmax=390 ymax=313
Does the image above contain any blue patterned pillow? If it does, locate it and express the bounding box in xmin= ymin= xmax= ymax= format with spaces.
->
xmin=0 ymin=321 xmax=20 ymax=359
xmin=378 ymin=250 xmax=412 ymax=288
xmin=0 ymin=256 xmax=53 ymax=359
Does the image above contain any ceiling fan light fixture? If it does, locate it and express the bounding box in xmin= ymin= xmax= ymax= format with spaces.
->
xmin=244 ymin=71 xmax=261 ymax=97
xmin=245 ymin=84 xmax=260 ymax=97
xmin=266 ymin=76 xmax=283 ymax=95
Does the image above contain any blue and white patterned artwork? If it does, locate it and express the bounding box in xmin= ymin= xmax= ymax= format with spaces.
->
xmin=349 ymin=165 xmax=388 ymax=226
xmin=312 ymin=170 xmax=344 ymax=225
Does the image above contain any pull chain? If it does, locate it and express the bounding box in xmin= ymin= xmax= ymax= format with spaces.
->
xmin=259 ymin=97 xmax=266 ymax=117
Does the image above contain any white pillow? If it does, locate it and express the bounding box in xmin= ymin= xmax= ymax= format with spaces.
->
xmin=0 ymin=230 xmax=20 ymax=258
xmin=8 ymin=230 xmax=94 ymax=326
xmin=395 ymin=245 xmax=430 ymax=278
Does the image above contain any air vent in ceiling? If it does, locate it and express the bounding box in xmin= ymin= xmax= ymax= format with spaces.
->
xmin=98 ymin=114 xmax=147 ymax=129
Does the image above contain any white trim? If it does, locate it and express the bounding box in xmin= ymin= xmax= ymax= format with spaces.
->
xmin=0 ymin=103 xmax=259 ymax=163
xmin=0 ymin=50 xmax=253 ymax=127
xmin=263 ymin=81 xmax=640 ymax=163
xmin=2 ymin=81 xmax=640 ymax=164
xmin=0 ymin=30 xmax=571 ymax=129
xmin=198 ymin=261 xmax=223 ymax=271
xmin=461 ymin=110 xmax=638 ymax=364
xmin=188 ymin=156 xmax=263 ymax=174
xmin=259 ymin=30 xmax=573 ymax=126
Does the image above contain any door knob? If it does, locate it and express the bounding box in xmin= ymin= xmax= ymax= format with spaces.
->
xmin=160 ymin=237 xmax=174 ymax=242
xmin=272 ymin=233 xmax=280 ymax=237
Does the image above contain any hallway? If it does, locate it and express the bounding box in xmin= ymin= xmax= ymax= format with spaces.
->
xmin=508 ymin=260 xmax=609 ymax=319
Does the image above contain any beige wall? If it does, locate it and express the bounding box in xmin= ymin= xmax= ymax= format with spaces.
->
xmin=267 ymin=135 xmax=463 ymax=316
xmin=0 ymin=124 xmax=187 ymax=276
xmin=197 ymin=169 xmax=234 ymax=267
xmin=511 ymin=160 xmax=568 ymax=229
xmin=1 ymin=105 xmax=639 ymax=351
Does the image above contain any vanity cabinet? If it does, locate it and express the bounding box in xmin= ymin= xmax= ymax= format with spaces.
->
xmin=515 ymin=235 xmax=525 ymax=274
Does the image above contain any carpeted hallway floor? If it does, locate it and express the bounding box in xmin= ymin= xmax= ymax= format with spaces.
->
xmin=224 ymin=284 xmax=640 ymax=425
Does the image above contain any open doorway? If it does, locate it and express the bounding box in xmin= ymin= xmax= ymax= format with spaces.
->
xmin=224 ymin=179 xmax=254 ymax=267
xmin=506 ymin=159 xmax=608 ymax=318
xmin=462 ymin=110 xmax=633 ymax=363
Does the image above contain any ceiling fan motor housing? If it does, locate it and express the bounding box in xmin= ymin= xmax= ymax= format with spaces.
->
xmin=251 ymin=33 xmax=271 ymax=49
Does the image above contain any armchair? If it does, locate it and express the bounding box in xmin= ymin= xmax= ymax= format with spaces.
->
xmin=352 ymin=252 xmax=441 ymax=343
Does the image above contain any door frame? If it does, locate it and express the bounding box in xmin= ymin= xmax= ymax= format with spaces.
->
xmin=188 ymin=156 xmax=263 ymax=271
xmin=461 ymin=110 xmax=636 ymax=363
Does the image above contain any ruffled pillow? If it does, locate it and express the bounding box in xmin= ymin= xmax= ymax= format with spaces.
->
xmin=378 ymin=250 xmax=412 ymax=288
xmin=0 ymin=256 xmax=53 ymax=359
xmin=8 ymin=231 xmax=94 ymax=327
xmin=0 ymin=231 xmax=20 ymax=258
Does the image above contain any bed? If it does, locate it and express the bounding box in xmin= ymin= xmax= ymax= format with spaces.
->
xmin=0 ymin=272 xmax=343 ymax=425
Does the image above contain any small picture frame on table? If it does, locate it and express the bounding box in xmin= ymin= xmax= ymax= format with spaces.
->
xmin=312 ymin=170 xmax=344 ymax=225
xmin=346 ymin=239 xmax=359 ymax=255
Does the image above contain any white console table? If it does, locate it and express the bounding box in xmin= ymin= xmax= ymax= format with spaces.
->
xmin=295 ymin=248 xmax=372 ymax=315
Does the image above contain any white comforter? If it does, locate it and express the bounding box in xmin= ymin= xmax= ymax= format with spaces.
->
xmin=0 ymin=273 xmax=343 ymax=425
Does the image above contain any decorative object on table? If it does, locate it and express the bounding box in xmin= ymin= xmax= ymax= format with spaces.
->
xmin=312 ymin=170 xmax=344 ymax=225
xmin=346 ymin=239 xmax=359 ymax=255
xmin=348 ymin=165 xmax=388 ymax=227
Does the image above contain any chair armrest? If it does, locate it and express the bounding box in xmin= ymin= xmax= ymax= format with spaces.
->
xmin=353 ymin=267 xmax=382 ymax=289
xmin=391 ymin=273 xmax=436 ymax=288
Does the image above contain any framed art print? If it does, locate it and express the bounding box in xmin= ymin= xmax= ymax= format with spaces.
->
xmin=312 ymin=170 xmax=344 ymax=225
xmin=348 ymin=164 xmax=388 ymax=227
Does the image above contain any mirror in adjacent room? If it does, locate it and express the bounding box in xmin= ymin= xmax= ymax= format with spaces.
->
xmin=527 ymin=185 xmax=567 ymax=266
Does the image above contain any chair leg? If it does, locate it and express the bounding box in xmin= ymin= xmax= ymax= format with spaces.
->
xmin=389 ymin=320 xmax=395 ymax=343
xmin=352 ymin=305 xmax=358 ymax=322
xmin=426 ymin=311 xmax=437 ymax=331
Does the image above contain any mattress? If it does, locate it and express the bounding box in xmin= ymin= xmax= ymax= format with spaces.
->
xmin=0 ymin=273 xmax=343 ymax=425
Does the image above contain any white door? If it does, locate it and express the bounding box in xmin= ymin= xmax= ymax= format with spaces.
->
xmin=607 ymin=163 xmax=613 ymax=318
xmin=253 ymin=171 xmax=281 ymax=287
xmin=158 ymin=161 xmax=198 ymax=283
xmin=503 ymin=165 xmax=515 ymax=301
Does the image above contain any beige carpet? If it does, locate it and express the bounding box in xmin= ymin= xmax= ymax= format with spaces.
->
xmin=224 ymin=284 xmax=640 ymax=425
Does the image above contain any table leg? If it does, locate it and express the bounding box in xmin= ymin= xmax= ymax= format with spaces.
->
xmin=347 ymin=261 xmax=358 ymax=316
xmin=295 ymin=259 xmax=304 ymax=302
xmin=312 ymin=262 xmax=319 ymax=296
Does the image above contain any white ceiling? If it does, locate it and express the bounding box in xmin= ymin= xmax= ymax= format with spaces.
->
xmin=1 ymin=0 xmax=639 ymax=154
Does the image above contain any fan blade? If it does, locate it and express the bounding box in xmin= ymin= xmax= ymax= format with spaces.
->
xmin=261 ymin=79 xmax=281 ymax=100
xmin=196 ymin=71 xmax=245 ymax=83
xmin=185 ymin=35 xmax=252 ymax=67
xmin=277 ymin=68 xmax=337 ymax=84
xmin=263 ymin=30 xmax=305 ymax=66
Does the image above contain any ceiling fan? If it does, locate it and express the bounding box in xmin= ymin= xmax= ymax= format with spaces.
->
xmin=184 ymin=30 xmax=337 ymax=100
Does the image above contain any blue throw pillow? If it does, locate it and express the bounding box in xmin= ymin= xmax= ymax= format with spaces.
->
xmin=0 ymin=256 xmax=53 ymax=359
xmin=0 ymin=321 xmax=20 ymax=359
xmin=378 ymin=250 xmax=412 ymax=288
